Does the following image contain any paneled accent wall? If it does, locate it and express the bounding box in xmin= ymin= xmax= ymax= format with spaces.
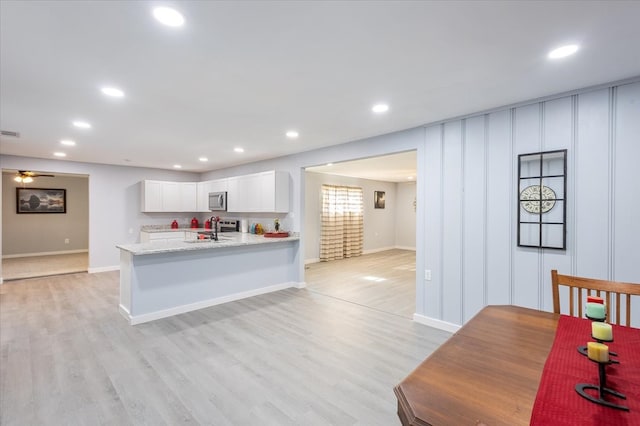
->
xmin=423 ymin=81 xmax=640 ymax=327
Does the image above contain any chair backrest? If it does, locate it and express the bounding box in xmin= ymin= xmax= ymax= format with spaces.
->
xmin=551 ymin=269 xmax=640 ymax=326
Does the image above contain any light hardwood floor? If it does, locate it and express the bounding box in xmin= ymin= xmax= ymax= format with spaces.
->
xmin=0 ymin=270 xmax=450 ymax=426
xmin=305 ymin=249 xmax=416 ymax=319
xmin=2 ymin=252 xmax=88 ymax=281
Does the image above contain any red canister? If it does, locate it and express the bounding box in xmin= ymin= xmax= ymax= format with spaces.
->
xmin=191 ymin=217 xmax=199 ymax=229
xmin=171 ymin=220 xmax=179 ymax=229
xmin=205 ymin=219 xmax=211 ymax=229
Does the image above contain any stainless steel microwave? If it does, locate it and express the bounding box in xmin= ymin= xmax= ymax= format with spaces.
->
xmin=208 ymin=191 xmax=227 ymax=211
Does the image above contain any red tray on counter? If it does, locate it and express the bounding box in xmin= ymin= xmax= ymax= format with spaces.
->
xmin=263 ymin=232 xmax=289 ymax=238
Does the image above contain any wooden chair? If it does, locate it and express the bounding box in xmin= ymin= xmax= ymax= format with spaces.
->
xmin=551 ymin=269 xmax=640 ymax=326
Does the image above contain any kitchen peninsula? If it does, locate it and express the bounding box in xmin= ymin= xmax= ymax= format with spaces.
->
xmin=117 ymin=232 xmax=302 ymax=325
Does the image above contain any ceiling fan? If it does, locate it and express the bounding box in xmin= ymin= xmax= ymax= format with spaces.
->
xmin=14 ymin=170 xmax=55 ymax=183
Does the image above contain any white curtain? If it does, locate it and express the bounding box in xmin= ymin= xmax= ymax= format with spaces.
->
xmin=320 ymin=184 xmax=363 ymax=262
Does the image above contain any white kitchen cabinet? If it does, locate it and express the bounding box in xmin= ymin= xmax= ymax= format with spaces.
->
xmin=196 ymin=181 xmax=213 ymax=212
xmin=140 ymin=172 xmax=287 ymax=213
xmin=227 ymin=171 xmax=289 ymax=213
xmin=226 ymin=175 xmax=251 ymax=212
xmin=141 ymin=180 xmax=164 ymax=212
xmin=179 ymin=182 xmax=197 ymax=212
xmin=140 ymin=231 xmax=186 ymax=243
xmin=184 ymin=231 xmax=199 ymax=241
xmin=141 ymin=180 xmax=198 ymax=212
xmin=196 ymin=178 xmax=228 ymax=212
xmin=161 ymin=182 xmax=180 ymax=211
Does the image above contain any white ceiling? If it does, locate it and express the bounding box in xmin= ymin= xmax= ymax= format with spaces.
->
xmin=307 ymin=151 xmax=416 ymax=183
xmin=1 ymin=1 xmax=639 ymax=176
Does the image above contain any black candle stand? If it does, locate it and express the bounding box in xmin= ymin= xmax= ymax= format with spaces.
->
xmin=575 ymin=359 xmax=629 ymax=411
xmin=577 ymin=336 xmax=619 ymax=364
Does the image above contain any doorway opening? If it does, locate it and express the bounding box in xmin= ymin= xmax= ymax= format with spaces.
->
xmin=303 ymin=151 xmax=417 ymax=318
xmin=2 ymin=170 xmax=89 ymax=281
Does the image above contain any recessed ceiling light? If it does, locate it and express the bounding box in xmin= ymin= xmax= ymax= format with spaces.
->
xmin=199 ymin=157 xmax=208 ymax=162
xmin=153 ymin=7 xmax=185 ymax=27
xmin=548 ymin=44 xmax=579 ymax=59
xmin=173 ymin=164 xmax=182 ymax=169
xmin=286 ymin=130 xmax=299 ymax=139
xmin=72 ymin=121 xmax=91 ymax=129
xmin=54 ymin=152 xmax=66 ymax=157
xmin=101 ymin=86 xmax=125 ymax=98
xmin=327 ymin=163 xmax=333 ymax=166
xmin=407 ymin=176 xmax=414 ymax=180
xmin=372 ymin=103 xmax=389 ymax=113
xmin=234 ymin=147 xmax=244 ymax=153
xmin=60 ymin=139 xmax=76 ymax=146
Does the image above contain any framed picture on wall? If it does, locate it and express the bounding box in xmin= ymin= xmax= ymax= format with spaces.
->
xmin=374 ymin=191 xmax=385 ymax=209
xmin=16 ymin=188 xmax=66 ymax=213
xmin=517 ymin=149 xmax=567 ymax=249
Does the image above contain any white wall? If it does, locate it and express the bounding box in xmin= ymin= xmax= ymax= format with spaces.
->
xmin=395 ymin=182 xmax=416 ymax=250
xmin=423 ymin=81 xmax=640 ymax=327
xmin=3 ymin=79 xmax=638 ymax=327
xmin=2 ymin=173 xmax=89 ymax=256
xmin=0 ymin=156 xmax=199 ymax=275
xmin=304 ymin=171 xmax=398 ymax=262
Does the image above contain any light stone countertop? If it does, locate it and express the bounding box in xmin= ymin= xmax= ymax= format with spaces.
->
xmin=140 ymin=227 xmax=210 ymax=233
xmin=117 ymin=232 xmax=299 ymax=255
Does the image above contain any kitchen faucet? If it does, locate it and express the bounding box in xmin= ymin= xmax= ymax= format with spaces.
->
xmin=209 ymin=216 xmax=220 ymax=241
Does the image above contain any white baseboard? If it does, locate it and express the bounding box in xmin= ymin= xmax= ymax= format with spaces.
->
xmin=119 ymin=304 xmax=131 ymax=319
xmin=2 ymin=249 xmax=88 ymax=259
xmin=413 ymin=313 xmax=461 ymax=333
xmin=88 ymin=265 xmax=120 ymax=274
xmin=125 ymin=281 xmax=305 ymax=325
xmin=305 ymin=246 xmax=414 ymax=264
xmin=363 ymin=246 xmax=395 ymax=255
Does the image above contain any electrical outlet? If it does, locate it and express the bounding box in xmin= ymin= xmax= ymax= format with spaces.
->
xmin=64 ymin=238 xmax=70 ymax=244
xmin=425 ymin=269 xmax=431 ymax=281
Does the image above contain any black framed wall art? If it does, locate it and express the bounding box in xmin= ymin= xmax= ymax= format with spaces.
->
xmin=517 ymin=150 xmax=567 ymax=249
xmin=374 ymin=191 xmax=386 ymax=209
xmin=16 ymin=188 xmax=66 ymax=213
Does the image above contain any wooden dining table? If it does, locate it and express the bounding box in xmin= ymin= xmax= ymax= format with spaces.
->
xmin=394 ymin=305 xmax=560 ymax=426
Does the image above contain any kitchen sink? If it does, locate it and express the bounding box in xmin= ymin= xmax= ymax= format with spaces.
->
xmin=185 ymin=236 xmax=232 ymax=243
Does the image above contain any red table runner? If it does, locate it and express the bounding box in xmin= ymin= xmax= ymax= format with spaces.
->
xmin=530 ymin=315 xmax=640 ymax=425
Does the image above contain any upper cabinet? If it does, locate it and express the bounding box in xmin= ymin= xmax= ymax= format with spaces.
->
xmin=141 ymin=180 xmax=197 ymax=212
xmin=141 ymin=171 xmax=288 ymax=213
xmin=227 ymin=171 xmax=289 ymax=213
xmin=196 ymin=179 xmax=228 ymax=212
xmin=141 ymin=180 xmax=163 ymax=212
xmin=179 ymin=182 xmax=197 ymax=212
